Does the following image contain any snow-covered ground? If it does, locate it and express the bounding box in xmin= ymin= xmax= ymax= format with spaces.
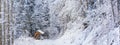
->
xmin=14 ymin=0 xmax=120 ymax=45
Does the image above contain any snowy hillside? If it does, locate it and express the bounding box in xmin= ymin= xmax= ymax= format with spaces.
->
xmin=13 ymin=0 xmax=120 ymax=45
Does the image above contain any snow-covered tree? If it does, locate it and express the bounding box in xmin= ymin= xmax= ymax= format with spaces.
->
xmin=13 ymin=0 xmax=63 ymax=39
xmin=13 ymin=0 xmax=35 ymax=38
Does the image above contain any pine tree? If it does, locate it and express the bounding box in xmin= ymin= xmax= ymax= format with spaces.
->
xmin=13 ymin=0 xmax=35 ymax=38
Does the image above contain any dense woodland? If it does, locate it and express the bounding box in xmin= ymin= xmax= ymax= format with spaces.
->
xmin=0 ymin=0 xmax=120 ymax=45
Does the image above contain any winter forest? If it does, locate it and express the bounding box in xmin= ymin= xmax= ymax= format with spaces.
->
xmin=0 ymin=0 xmax=120 ymax=45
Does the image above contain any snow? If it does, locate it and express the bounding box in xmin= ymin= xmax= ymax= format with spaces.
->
xmin=12 ymin=0 xmax=120 ymax=45
xmin=37 ymin=30 xmax=44 ymax=34
xmin=14 ymin=25 xmax=120 ymax=45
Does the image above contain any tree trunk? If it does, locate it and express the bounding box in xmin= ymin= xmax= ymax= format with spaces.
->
xmin=0 ymin=0 xmax=13 ymax=45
